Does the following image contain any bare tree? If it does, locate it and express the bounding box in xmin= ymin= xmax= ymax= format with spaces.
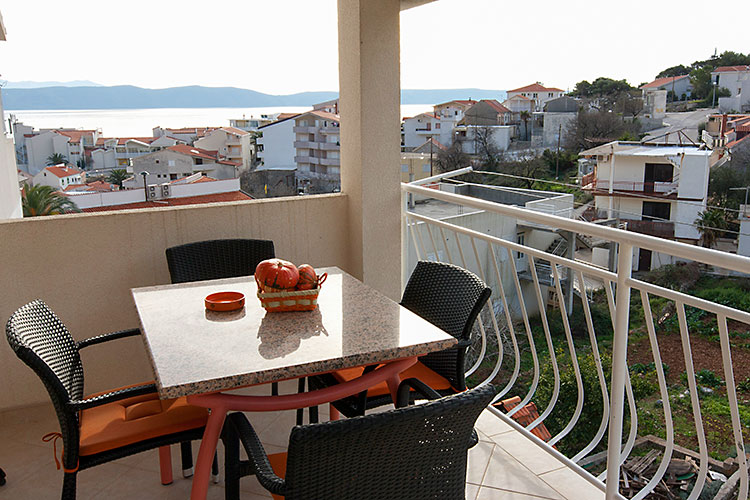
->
xmin=435 ymin=141 xmax=469 ymax=174
xmin=565 ymin=110 xmax=640 ymax=151
xmin=473 ymin=126 xmax=501 ymax=170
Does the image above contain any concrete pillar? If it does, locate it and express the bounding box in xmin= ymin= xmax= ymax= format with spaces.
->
xmin=338 ymin=0 xmax=402 ymax=300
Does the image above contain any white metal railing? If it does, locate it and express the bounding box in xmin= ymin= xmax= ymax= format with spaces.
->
xmin=401 ymin=178 xmax=750 ymax=500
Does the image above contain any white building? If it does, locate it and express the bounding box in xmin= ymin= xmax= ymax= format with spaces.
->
xmin=454 ymin=125 xmax=512 ymax=153
xmin=581 ymin=142 xmax=717 ymax=270
xmin=20 ymin=129 xmax=98 ymax=175
xmin=90 ymin=136 xmax=180 ymax=170
xmin=403 ymin=113 xmax=447 ymax=150
xmin=229 ymin=116 xmax=273 ymax=132
xmin=507 ymin=83 xmax=566 ymax=112
xmin=32 ymin=165 xmax=84 ymax=190
xmin=256 ymin=114 xmax=299 ymax=171
xmin=194 ymin=127 xmax=253 ymax=170
xmin=639 ymin=75 xmax=692 ymax=100
xmin=739 ymin=204 xmax=750 ymax=259
xmin=0 ymin=12 xmax=22 ymax=220
xmin=712 ymin=65 xmax=750 ymax=113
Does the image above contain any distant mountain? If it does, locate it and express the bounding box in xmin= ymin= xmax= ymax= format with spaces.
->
xmin=1 ymin=85 xmax=506 ymax=110
xmin=4 ymin=80 xmax=104 ymax=89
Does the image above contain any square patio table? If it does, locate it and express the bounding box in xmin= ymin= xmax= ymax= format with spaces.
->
xmin=131 ymin=266 xmax=457 ymax=499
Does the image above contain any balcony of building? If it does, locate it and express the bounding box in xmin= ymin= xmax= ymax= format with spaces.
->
xmin=2 ymin=2 xmax=749 ymax=499
xmin=294 ymin=155 xmax=320 ymax=165
xmin=318 ymin=142 xmax=340 ymax=151
xmin=293 ymin=141 xmax=320 ymax=150
xmin=319 ymin=157 xmax=340 ymax=167
xmin=292 ymin=126 xmax=317 ymax=134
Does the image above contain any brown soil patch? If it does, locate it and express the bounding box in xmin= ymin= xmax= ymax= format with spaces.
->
xmin=629 ymin=332 xmax=750 ymax=386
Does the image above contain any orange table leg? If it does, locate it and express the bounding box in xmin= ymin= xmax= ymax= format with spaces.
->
xmin=158 ymin=445 xmax=173 ymax=485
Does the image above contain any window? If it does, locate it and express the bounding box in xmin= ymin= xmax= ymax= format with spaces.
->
xmin=642 ymin=201 xmax=671 ymax=221
xmin=168 ymin=160 xmax=175 ymax=167
xmin=548 ymin=93 xmax=553 ymax=97
xmin=516 ymin=233 xmax=525 ymax=260
xmin=155 ymin=160 xmax=160 ymax=164
xmin=435 ymin=123 xmax=441 ymax=129
xmin=422 ymin=164 xmax=430 ymax=173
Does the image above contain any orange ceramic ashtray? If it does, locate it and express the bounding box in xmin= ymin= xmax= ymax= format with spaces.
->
xmin=205 ymin=291 xmax=245 ymax=312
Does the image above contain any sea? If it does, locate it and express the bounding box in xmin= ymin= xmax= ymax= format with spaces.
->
xmin=2 ymin=105 xmax=434 ymax=138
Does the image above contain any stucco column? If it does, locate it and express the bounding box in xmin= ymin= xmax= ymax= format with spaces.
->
xmin=338 ymin=0 xmax=402 ymax=300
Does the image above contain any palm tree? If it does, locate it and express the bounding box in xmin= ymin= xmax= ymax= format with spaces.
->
xmin=519 ymin=111 xmax=531 ymax=141
xmin=694 ymin=208 xmax=728 ymax=248
xmin=46 ymin=153 xmax=68 ymax=166
xmin=107 ymin=169 xmax=129 ymax=189
xmin=22 ymin=185 xmax=80 ymax=217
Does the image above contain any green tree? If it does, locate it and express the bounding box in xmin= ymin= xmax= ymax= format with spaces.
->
xmin=46 ymin=153 xmax=68 ymax=166
xmin=694 ymin=209 xmax=729 ymax=248
xmin=656 ymin=64 xmax=690 ymax=79
xmin=107 ymin=169 xmax=130 ymax=189
xmin=22 ymin=185 xmax=80 ymax=217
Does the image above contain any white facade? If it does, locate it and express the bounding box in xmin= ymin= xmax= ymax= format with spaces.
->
xmin=0 ymin=80 xmax=22 ymax=219
xmin=257 ymin=117 xmax=297 ymax=170
xmin=194 ymin=128 xmax=252 ymax=170
xmin=739 ymin=205 xmax=750 ymax=258
xmin=32 ymin=165 xmax=84 ymax=190
xmin=582 ymin=142 xmax=715 ymax=269
xmin=130 ymin=147 xmax=239 ymax=187
xmin=507 ymin=84 xmax=566 ymax=112
xmin=403 ymin=113 xmax=452 ymax=150
xmin=541 ymin=112 xmax=577 ymax=149
xmin=293 ymin=111 xmax=341 ymax=176
xmin=454 ymin=125 xmax=512 ymax=153
xmin=642 ymin=89 xmax=667 ymax=119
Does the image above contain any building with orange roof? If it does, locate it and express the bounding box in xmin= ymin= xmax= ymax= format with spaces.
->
xmin=507 ymin=83 xmax=566 ymax=112
xmin=711 ymin=65 xmax=750 ymax=112
xmin=403 ymin=112 xmax=449 ymax=151
xmin=89 ymin=136 xmax=185 ymax=170
xmin=194 ymin=127 xmax=253 ymax=170
xmin=129 ymin=145 xmax=241 ymax=188
xmin=32 ymin=164 xmax=84 ymax=190
xmin=19 ymin=128 xmax=100 ymax=175
xmin=640 ymin=75 xmax=692 ymax=100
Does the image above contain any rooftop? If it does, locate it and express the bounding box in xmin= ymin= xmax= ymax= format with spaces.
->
xmin=42 ymin=165 xmax=82 ymax=178
xmin=508 ymin=83 xmax=564 ymax=93
xmin=639 ymin=75 xmax=689 ymax=89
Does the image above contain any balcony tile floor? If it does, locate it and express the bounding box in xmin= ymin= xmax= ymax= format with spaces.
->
xmin=0 ymin=380 xmax=603 ymax=499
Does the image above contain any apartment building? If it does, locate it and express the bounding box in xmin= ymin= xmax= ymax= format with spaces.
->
xmin=229 ymin=116 xmax=273 ymax=132
xmin=703 ymin=113 xmax=750 ymax=148
xmin=0 ymin=15 xmax=21 ymax=220
xmin=32 ymin=165 xmax=84 ymax=190
xmin=129 ymin=145 xmax=240 ymax=187
xmin=580 ymin=141 xmax=717 ymax=270
xmin=16 ymin=127 xmax=99 ymax=175
xmin=506 ymin=83 xmax=566 ymax=112
xmin=712 ymin=65 xmax=750 ymax=112
xmin=403 ymin=113 xmax=448 ymax=150
xmin=293 ymin=110 xmax=341 ymax=182
xmin=152 ymin=126 xmax=216 ymax=143
xmin=194 ymin=127 xmax=252 ymax=170
xmin=89 ymin=136 xmax=182 ymax=170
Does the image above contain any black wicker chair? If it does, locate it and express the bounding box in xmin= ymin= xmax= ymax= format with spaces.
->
xmin=5 ymin=300 xmax=216 ymax=500
xmin=165 ymin=238 xmax=275 ymax=284
xmin=226 ymin=384 xmax=497 ymax=500
xmin=309 ymin=261 xmax=491 ymax=417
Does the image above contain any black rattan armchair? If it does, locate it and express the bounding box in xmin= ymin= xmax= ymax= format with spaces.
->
xmin=5 ymin=300 xmax=214 ymax=500
xmin=226 ymin=384 xmax=497 ymax=500
xmin=309 ymin=261 xmax=491 ymax=417
xmin=165 ymin=238 xmax=275 ymax=284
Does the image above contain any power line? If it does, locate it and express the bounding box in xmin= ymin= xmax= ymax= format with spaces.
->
xmin=437 ymin=173 xmax=750 ymax=239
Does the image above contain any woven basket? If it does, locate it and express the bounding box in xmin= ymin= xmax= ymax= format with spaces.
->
xmin=255 ymin=273 xmax=327 ymax=312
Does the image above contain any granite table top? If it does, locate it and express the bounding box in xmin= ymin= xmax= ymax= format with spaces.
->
xmin=132 ymin=267 xmax=457 ymax=398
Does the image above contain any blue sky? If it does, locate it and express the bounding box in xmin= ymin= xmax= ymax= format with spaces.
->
xmin=1 ymin=0 xmax=748 ymax=94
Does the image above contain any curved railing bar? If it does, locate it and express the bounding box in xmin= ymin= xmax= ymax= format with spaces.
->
xmin=468 ymin=236 xmax=491 ymax=375
xmin=408 ymin=220 xmax=422 ymax=261
xmin=488 ymin=244 xmax=521 ymax=399
xmin=425 ymin=224 xmax=440 ymax=259
xmin=676 ymin=302 xmax=708 ymax=500
xmin=526 ymin=255 xmax=561 ymax=431
xmin=571 ymin=270 xmax=610 ymax=463
xmin=717 ymin=314 xmax=749 ymax=500
xmin=631 ymin=290 xmax=675 ymax=500
xmin=505 ymin=246 xmax=541 ymax=418
xmin=548 ymin=264 xmax=585 ymax=446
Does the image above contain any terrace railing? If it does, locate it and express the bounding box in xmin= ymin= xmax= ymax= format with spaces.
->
xmin=401 ymin=175 xmax=750 ymax=500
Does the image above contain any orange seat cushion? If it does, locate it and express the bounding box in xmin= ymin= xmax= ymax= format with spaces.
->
xmin=332 ymin=361 xmax=453 ymax=397
xmin=78 ymin=386 xmax=208 ymax=456
xmin=268 ymin=452 xmax=288 ymax=500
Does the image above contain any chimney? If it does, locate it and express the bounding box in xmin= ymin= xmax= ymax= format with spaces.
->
xmin=720 ymin=114 xmax=728 ymax=145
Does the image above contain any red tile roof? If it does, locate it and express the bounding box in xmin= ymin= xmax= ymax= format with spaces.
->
xmin=163 ymin=127 xmax=217 ymax=137
xmin=712 ymin=65 xmax=750 ymax=73
xmin=508 ymin=83 xmax=564 ymax=93
xmin=168 ymin=174 xmax=217 ymax=184
xmin=303 ymin=110 xmax=341 ymax=122
xmin=482 ymin=99 xmax=512 ymax=114
xmin=506 ymin=94 xmax=530 ymax=101
xmin=45 ymin=165 xmax=82 ymax=178
xmin=55 ymin=130 xmax=96 ymax=144
xmin=640 ymin=75 xmax=689 ymax=89
xmin=166 ymin=145 xmax=240 ymax=166
xmin=434 ymin=99 xmax=478 ymax=108
xmin=81 ymin=191 xmax=253 ymax=212
xmin=220 ymin=126 xmax=250 ymax=136
xmin=496 ymin=396 xmax=553 ymax=443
